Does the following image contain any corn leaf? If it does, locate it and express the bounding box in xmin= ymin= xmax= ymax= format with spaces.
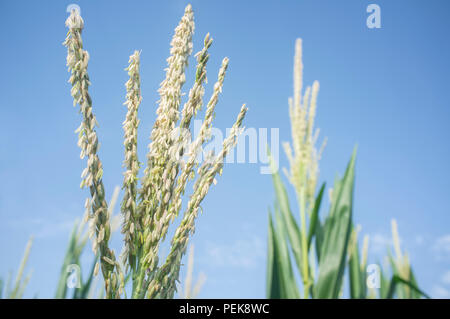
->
xmin=266 ymin=212 xmax=283 ymax=298
xmin=314 ymin=149 xmax=356 ymax=298
xmin=386 ymin=275 xmax=430 ymax=299
xmin=307 ymin=183 xmax=325 ymax=261
xmin=266 ymin=209 xmax=300 ymax=299
xmin=348 ymin=236 xmax=366 ymax=299
xmin=55 ymin=224 xmax=79 ymax=299
xmin=380 ymin=266 xmax=389 ymax=299
xmin=274 ymin=204 xmax=300 ymax=298
xmin=74 ymin=254 xmax=98 ymax=299
xmin=55 ymin=221 xmax=91 ymax=299
xmin=409 ymin=269 xmax=421 ymax=299
xmin=269 ymin=155 xmax=303 ymax=276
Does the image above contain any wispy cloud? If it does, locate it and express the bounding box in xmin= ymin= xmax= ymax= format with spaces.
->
xmin=368 ymin=232 xmax=426 ymax=256
xmin=432 ymin=234 xmax=450 ymax=260
xmin=369 ymin=233 xmax=392 ymax=255
xmin=415 ymin=235 xmax=425 ymax=245
xmin=204 ymin=236 xmax=265 ymax=269
xmin=442 ymin=270 xmax=450 ymax=286
xmin=433 ymin=270 xmax=450 ymax=298
xmin=434 ymin=235 xmax=450 ymax=252
xmin=432 ymin=285 xmax=450 ymax=299
xmin=6 ymin=215 xmax=77 ymax=239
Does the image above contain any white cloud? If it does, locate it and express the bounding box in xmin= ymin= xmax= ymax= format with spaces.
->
xmin=432 ymin=234 xmax=450 ymax=259
xmin=369 ymin=233 xmax=392 ymax=254
xmin=432 ymin=285 xmax=450 ymax=299
xmin=7 ymin=215 xmax=76 ymax=239
xmin=442 ymin=270 xmax=450 ymax=286
xmin=415 ymin=235 xmax=424 ymax=245
xmin=434 ymin=235 xmax=450 ymax=252
xmin=204 ymin=236 xmax=265 ymax=269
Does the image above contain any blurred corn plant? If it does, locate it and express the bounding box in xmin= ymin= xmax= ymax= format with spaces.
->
xmin=266 ymin=39 xmax=428 ymax=299
xmin=178 ymin=244 xmax=206 ymax=299
xmin=379 ymin=220 xmax=429 ymax=299
xmin=0 ymin=187 xmax=121 ymax=299
xmin=63 ymin=4 xmax=247 ymax=299
xmin=54 ymin=219 xmax=99 ymax=299
xmin=0 ymin=237 xmax=33 ymax=299
xmin=54 ymin=186 xmax=121 ymax=299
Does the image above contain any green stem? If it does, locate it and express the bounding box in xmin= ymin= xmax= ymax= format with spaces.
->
xmin=132 ymin=267 xmax=145 ymax=299
xmin=131 ymin=246 xmax=143 ymax=298
xmin=299 ymin=187 xmax=310 ymax=299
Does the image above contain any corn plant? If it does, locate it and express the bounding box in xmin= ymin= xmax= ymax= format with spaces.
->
xmin=0 ymin=220 xmax=97 ymax=299
xmin=179 ymin=244 xmax=206 ymax=299
xmin=0 ymin=237 xmax=33 ymax=299
xmin=266 ymin=39 xmax=428 ymax=299
xmin=54 ymin=187 xmax=121 ymax=299
xmin=54 ymin=219 xmax=99 ymax=299
xmin=63 ymin=4 xmax=247 ymax=299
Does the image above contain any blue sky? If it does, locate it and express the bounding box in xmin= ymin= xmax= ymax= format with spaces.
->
xmin=1 ymin=0 xmax=450 ymax=298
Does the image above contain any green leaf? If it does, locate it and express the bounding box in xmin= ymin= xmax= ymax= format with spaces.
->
xmin=379 ymin=265 xmax=389 ymax=299
xmin=266 ymin=212 xmax=281 ymax=298
xmin=386 ymin=250 xmax=407 ymax=299
xmin=385 ymin=254 xmax=426 ymax=299
xmin=266 ymin=209 xmax=300 ymax=299
xmin=348 ymin=233 xmax=366 ymax=299
xmin=386 ymin=275 xmax=430 ymax=299
xmin=75 ymin=254 xmax=98 ymax=299
xmin=314 ymin=148 xmax=357 ymax=298
xmin=314 ymin=220 xmax=324 ymax=264
xmin=55 ymin=224 xmax=78 ymax=299
xmin=269 ymin=155 xmax=303 ymax=276
xmin=55 ymin=220 xmax=90 ymax=299
xmin=274 ymin=205 xmax=300 ymax=298
xmin=409 ymin=268 xmax=421 ymax=299
xmin=307 ymin=183 xmax=325 ymax=259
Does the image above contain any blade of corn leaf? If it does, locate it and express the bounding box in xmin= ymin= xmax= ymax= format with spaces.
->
xmin=267 ymin=208 xmax=300 ymax=299
xmin=386 ymin=250 xmax=407 ymax=299
xmin=75 ymin=254 xmax=99 ymax=299
xmin=70 ymin=257 xmax=82 ymax=299
xmin=275 ymin=203 xmax=300 ymax=299
xmin=269 ymin=154 xmax=303 ymax=276
xmin=273 ymin=204 xmax=300 ymax=298
xmin=386 ymin=274 xmax=430 ymax=299
xmin=10 ymin=237 xmax=33 ymax=299
xmin=307 ymin=183 xmax=325 ymax=257
xmin=385 ymin=276 xmax=398 ymax=299
xmin=314 ymin=220 xmax=324 ymax=264
xmin=409 ymin=268 xmax=420 ymax=299
xmin=266 ymin=212 xmax=282 ymax=298
xmin=329 ymin=176 xmax=341 ymax=213
xmin=307 ymin=182 xmax=325 ymax=248
xmin=16 ymin=273 xmax=32 ymax=299
xmin=55 ymin=223 xmax=79 ymax=298
xmin=379 ymin=265 xmax=389 ymax=299
xmin=314 ymin=148 xmax=356 ymax=298
xmin=55 ymin=220 xmax=90 ymax=299
xmin=348 ymin=234 xmax=366 ymax=299
xmin=317 ymin=174 xmax=343 ymax=263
